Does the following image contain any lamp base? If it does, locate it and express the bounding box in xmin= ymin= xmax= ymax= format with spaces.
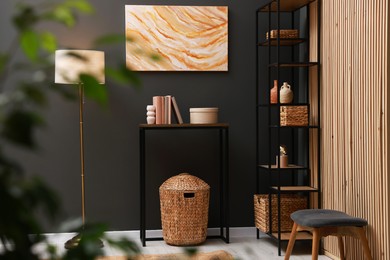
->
xmin=64 ymin=234 xmax=104 ymax=249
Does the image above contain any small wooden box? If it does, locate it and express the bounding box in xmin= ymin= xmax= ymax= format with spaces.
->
xmin=266 ymin=29 xmax=298 ymax=39
xmin=280 ymin=106 xmax=308 ymax=126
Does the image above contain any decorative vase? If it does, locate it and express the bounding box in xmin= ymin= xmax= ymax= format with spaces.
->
xmin=146 ymin=105 xmax=156 ymax=124
xmin=270 ymin=80 xmax=278 ymax=104
xmin=280 ymin=82 xmax=293 ymax=104
xmin=276 ymin=155 xmax=288 ymax=168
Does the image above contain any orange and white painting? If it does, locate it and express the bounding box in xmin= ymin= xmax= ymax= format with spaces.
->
xmin=125 ymin=5 xmax=228 ymax=71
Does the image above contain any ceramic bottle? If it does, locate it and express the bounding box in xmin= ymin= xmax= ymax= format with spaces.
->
xmin=280 ymin=82 xmax=293 ymax=104
xmin=270 ymin=80 xmax=278 ymax=104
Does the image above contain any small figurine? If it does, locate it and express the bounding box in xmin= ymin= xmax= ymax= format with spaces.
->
xmin=146 ymin=105 xmax=156 ymax=124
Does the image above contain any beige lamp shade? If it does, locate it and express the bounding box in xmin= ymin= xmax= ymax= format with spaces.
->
xmin=55 ymin=50 xmax=105 ymax=84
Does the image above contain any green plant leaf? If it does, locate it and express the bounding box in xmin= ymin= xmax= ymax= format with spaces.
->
xmin=20 ymin=30 xmax=40 ymax=61
xmin=2 ymin=110 xmax=44 ymax=148
xmin=0 ymin=53 xmax=9 ymax=75
xmin=12 ymin=5 xmax=38 ymax=31
xmin=80 ymin=74 xmax=108 ymax=107
xmin=50 ymin=6 xmax=75 ymax=27
xmin=40 ymin=32 xmax=57 ymax=53
xmin=106 ymin=65 xmax=142 ymax=88
xmin=64 ymin=0 xmax=94 ymax=14
xmin=21 ymin=84 xmax=48 ymax=107
xmin=93 ymin=34 xmax=126 ymax=46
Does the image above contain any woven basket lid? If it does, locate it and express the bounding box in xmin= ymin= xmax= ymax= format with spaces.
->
xmin=160 ymin=173 xmax=210 ymax=191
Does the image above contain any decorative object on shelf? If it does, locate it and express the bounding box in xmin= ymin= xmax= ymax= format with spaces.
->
xmin=55 ymin=49 xmax=105 ymax=249
xmin=160 ymin=173 xmax=210 ymax=246
xmin=280 ymin=105 xmax=308 ymax=126
xmin=125 ymin=5 xmax=228 ymax=71
xmin=276 ymin=145 xmax=288 ymax=168
xmin=270 ymin=79 xmax=278 ymax=104
xmin=190 ymin=107 xmax=219 ymax=124
xmin=146 ymin=105 xmax=156 ymax=124
xmin=266 ymin=29 xmax=299 ymax=39
xmin=254 ymin=194 xmax=307 ymax=232
xmin=280 ymin=82 xmax=293 ymax=103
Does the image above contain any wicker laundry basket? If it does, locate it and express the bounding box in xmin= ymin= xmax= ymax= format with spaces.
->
xmin=254 ymin=194 xmax=307 ymax=232
xmin=159 ymin=173 xmax=210 ymax=246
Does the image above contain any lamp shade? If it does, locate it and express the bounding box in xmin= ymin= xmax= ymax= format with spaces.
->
xmin=55 ymin=50 xmax=105 ymax=84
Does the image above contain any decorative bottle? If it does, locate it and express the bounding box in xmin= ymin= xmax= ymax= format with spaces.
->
xmin=280 ymin=82 xmax=293 ymax=104
xmin=270 ymin=80 xmax=278 ymax=104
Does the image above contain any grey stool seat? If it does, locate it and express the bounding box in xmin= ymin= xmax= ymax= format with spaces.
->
xmin=291 ymin=209 xmax=368 ymax=228
xmin=285 ymin=209 xmax=372 ymax=260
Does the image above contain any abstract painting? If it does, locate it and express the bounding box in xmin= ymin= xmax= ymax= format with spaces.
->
xmin=125 ymin=5 xmax=228 ymax=71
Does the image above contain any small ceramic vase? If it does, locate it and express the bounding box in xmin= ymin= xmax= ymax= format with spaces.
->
xmin=270 ymin=80 xmax=278 ymax=104
xmin=280 ymin=82 xmax=293 ymax=104
xmin=276 ymin=155 xmax=288 ymax=168
xmin=146 ymin=105 xmax=156 ymax=124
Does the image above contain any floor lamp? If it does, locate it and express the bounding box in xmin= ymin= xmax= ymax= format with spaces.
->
xmin=54 ymin=49 xmax=105 ymax=249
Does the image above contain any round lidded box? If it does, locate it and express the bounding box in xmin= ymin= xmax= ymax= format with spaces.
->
xmin=190 ymin=107 xmax=219 ymax=124
xmin=159 ymin=173 xmax=210 ymax=246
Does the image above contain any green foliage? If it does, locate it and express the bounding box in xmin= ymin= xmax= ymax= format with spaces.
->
xmin=80 ymin=74 xmax=108 ymax=107
xmin=0 ymin=0 xmax=145 ymax=259
xmin=20 ymin=30 xmax=40 ymax=61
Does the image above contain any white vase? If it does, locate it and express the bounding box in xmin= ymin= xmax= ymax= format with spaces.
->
xmin=280 ymin=82 xmax=293 ymax=104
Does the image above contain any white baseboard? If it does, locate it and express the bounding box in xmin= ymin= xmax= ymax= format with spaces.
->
xmin=104 ymin=227 xmax=257 ymax=239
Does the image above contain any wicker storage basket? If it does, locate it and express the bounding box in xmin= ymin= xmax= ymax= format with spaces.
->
xmin=280 ymin=105 xmax=308 ymax=126
xmin=254 ymin=194 xmax=307 ymax=232
xmin=266 ymin=29 xmax=298 ymax=39
xmin=159 ymin=173 xmax=210 ymax=246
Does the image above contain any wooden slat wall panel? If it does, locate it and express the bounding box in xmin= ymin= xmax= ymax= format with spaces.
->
xmin=321 ymin=0 xmax=389 ymax=259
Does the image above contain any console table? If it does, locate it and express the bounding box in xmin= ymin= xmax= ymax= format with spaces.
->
xmin=139 ymin=123 xmax=229 ymax=246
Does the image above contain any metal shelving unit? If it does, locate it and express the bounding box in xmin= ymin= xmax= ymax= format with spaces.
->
xmin=255 ymin=0 xmax=321 ymax=256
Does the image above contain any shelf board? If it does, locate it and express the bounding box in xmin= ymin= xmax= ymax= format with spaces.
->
xmin=270 ymin=231 xmax=312 ymax=241
xmin=259 ymin=164 xmax=306 ymax=170
xmin=271 ymin=186 xmax=319 ymax=192
xmin=259 ymin=0 xmax=315 ymax=12
xmin=269 ymin=62 xmax=318 ymax=67
xmin=269 ymin=125 xmax=320 ymax=129
xmin=259 ymin=38 xmax=306 ymax=46
xmin=139 ymin=123 xmax=228 ymax=129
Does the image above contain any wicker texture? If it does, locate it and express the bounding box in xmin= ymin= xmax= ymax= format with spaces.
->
xmin=254 ymin=194 xmax=307 ymax=232
xmin=160 ymin=173 xmax=210 ymax=246
xmin=280 ymin=105 xmax=308 ymax=126
xmin=266 ymin=29 xmax=298 ymax=39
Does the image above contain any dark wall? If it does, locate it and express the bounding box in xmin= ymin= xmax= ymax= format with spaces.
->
xmin=1 ymin=0 xmax=272 ymax=231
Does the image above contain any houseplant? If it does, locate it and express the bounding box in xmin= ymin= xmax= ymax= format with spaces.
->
xmin=0 ymin=0 xmax=143 ymax=259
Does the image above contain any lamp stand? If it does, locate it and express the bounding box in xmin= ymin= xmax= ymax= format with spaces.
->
xmin=65 ymin=83 xmax=103 ymax=249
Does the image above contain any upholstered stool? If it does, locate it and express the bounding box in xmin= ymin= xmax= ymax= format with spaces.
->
xmin=284 ymin=209 xmax=372 ymax=260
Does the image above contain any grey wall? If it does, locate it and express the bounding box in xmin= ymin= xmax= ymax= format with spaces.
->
xmin=1 ymin=0 xmax=272 ymax=231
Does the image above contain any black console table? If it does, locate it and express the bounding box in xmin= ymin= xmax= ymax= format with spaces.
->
xmin=139 ymin=123 xmax=229 ymax=246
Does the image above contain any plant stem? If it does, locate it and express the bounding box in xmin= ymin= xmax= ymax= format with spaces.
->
xmin=0 ymin=36 xmax=20 ymax=92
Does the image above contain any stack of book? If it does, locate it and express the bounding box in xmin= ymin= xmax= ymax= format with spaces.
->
xmin=152 ymin=95 xmax=183 ymax=124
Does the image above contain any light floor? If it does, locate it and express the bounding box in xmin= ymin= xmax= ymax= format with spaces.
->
xmin=33 ymin=228 xmax=330 ymax=260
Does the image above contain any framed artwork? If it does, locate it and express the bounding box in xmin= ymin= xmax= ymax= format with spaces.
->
xmin=125 ymin=5 xmax=228 ymax=71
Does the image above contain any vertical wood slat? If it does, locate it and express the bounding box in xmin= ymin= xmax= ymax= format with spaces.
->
xmin=321 ymin=0 xmax=389 ymax=259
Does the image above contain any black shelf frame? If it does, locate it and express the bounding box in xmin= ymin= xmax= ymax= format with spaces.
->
xmin=139 ymin=124 xmax=230 ymax=247
xmin=255 ymin=0 xmax=321 ymax=256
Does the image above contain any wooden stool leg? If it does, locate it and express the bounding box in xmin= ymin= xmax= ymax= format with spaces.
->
xmin=337 ymin=236 xmax=345 ymax=260
xmin=311 ymin=228 xmax=321 ymax=260
xmin=356 ymin=227 xmax=373 ymax=260
xmin=284 ymin=222 xmax=298 ymax=260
